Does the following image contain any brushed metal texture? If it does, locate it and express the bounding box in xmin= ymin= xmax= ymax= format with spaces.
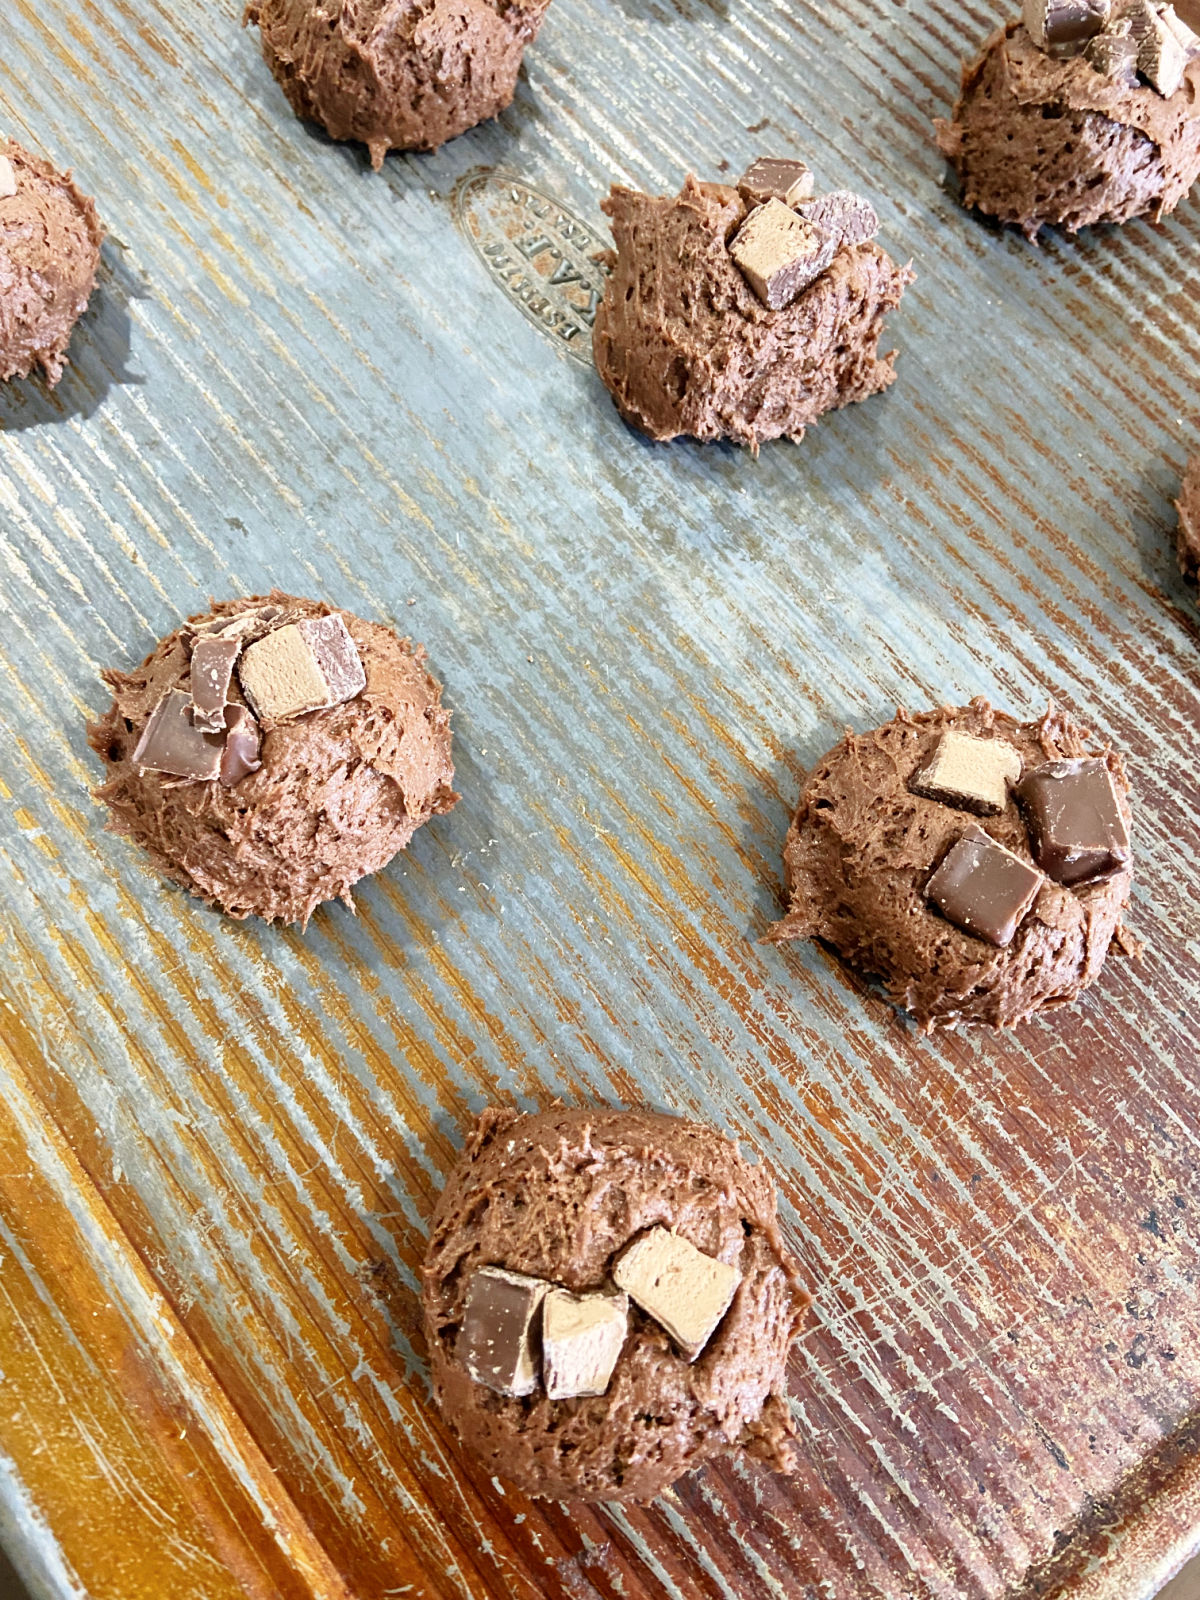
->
xmin=0 ymin=0 xmax=1197 ymax=1595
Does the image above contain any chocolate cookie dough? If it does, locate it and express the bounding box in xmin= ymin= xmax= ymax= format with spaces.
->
xmin=89 ymin=593 xmax=457 ymax=924
xmin=1176 ymin=452 xmax=1200 ymax=586
xmin=422 ymin=1105 xmax=810 ymax=1502
xmin=765 ymin=700 xmax=1133 ymax=1029
xmin=592 ymin=161 xmax=912 ymax=450
xmin=935 ymin=6 xmax=1200 ymax=238
xmin=0 ymin=140 xmax=102 ymax=385
xmin=244 ymin=0 xmax=553 ymax=168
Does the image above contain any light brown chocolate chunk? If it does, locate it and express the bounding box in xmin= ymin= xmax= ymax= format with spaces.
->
xmin=132 ymin=689 xmax=224 ymax=782
xmin=190 ymin=635 xmax=241 ymax=731
xmin=0 ymin=158 xmax=17 ymax=200
xmin=1135 ymin=1 xmax=1192 ymax=90
xmin=737 ymin=156 xmax=814 ymax=209
xmin=729 ymin=199 xmax=835 ymax=310
xmin=1023 ymin=0 xmax=1109 ymax=52
xmin=219 ymin=705 xmax=262 ymax=787
xmin=1086 ymin=18 xmax=1139 ymax=75
xmin=237 ymin=614 xmax=365 ymax=723
xmin=911 ymin=731 xmax=1023 ymax=816
xmin=541 ymin=1288 xmax=628 ymax=1399
xmin=459 ymin=1267 xmax=550 ymax=1397
xmin=613 ymin=1226 xmax=742 ymax=1360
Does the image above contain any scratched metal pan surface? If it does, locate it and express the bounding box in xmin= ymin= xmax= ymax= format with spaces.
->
xmin=0 ymin=0 xmax=1197 ymax=1596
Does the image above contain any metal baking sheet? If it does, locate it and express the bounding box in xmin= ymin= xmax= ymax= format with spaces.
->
xmin=0 ymin=0 xmax=1198 ymax=1595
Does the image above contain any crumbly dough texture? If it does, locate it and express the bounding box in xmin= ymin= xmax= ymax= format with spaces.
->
xmin=1177 ymin=453 xmax=1200 ymax=587
xmin=592 ymin=176 xmax=913 ymax=451
xmin=766 ymin=699 xmax=1133 ymax=1030
xmin=0 ymin=139 xmax=102 ymax=385
xmin=935 ymin=22 xmax=1200 ymax=237
xmin=422 ymin=1105 xmax=810 ymax=1503
xmin=244 ymin=0 xmax=553 ymax=168
xmin=89 ymin=592 xmax=457 ymax=924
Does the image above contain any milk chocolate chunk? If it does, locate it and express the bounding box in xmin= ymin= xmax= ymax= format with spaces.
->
xmin=541 ymin=1288 xmax=628 ymax=1400
xmin=1135 ymin=2 xmax=1191 ymax=92
xmin=911 ymin=731 xmax=1023 ymax=816
xmin=613 ymin=1227 xmax=742 ymax=1360
xmin=189 ymin=635 xmax=241 ymax=731
xmin=219 ymin=705 xmax=262 ymax=787
xmin=237 ymin=614 xmax=365 ymax=724
xmin=459 ymin=1267 xmax=550 ymax=1397
xmin=1015 ymin=758 xmax=1130 ymax=886
xmin=132 ymin=689 xmax=224 ymax=782
xmin=797 ymin=191 xmax=880 ymax=249
xmin=729 ymin=199 xmax=836 ymax=310
xmin=1086 ymin=18 xmax=1139 ymax=76
xmin=1024 ymin=0 xmax=1109 ymax=52
xmin=737 ymin=156 xmax=814 ymax=209
xmin=0 ymin=158 xmax=17 ymax=200
xmin=926 ymin=824 xmax=1043 ymax=947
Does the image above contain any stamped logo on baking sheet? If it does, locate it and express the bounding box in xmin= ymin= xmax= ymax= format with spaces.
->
xmin=453 ymin=169 xmax=608 ymax=365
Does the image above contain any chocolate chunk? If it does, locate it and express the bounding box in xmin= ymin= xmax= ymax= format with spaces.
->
xmin=910 ymin=731 xmax=1023 ymax=816
xmin=1134 ymin=2 xmax=1192 ymax=91
xmin=0 ymin=158 xmax=17 ymax=200
xmin=796 ymin=191 xmax=880 ymax=250
xmin=1015 ymin=757 xmax=1130 ymax=886
xmin=926 ymin=825 xmax=1044 ymax=947
xmin=729 ymin=199 xmax=836 ymax=310
xmin=459 ymin=1267 xmax=550 ymax=1397
xmin=237 ymin=613 xmax=365 ymax=724
xmin=1024 ymin=0 xmax=1110 ymax=53
xmin=737 ymin=156 xmax=814 ymax=209
xmin=219 ymin=705 xmax=262 ymax=786
xmin=1086 ymin=17 xmax=1140 ymax=76
xmin=613 ymin=1227 xmax=742 ymax=1361
xmin=190 ymin=635 xmax=241 ymax=731
xmin=132 ymin=689 xmax=224 ymax=782
xmin=541 ymin=1288 xmax=628 ymax=1399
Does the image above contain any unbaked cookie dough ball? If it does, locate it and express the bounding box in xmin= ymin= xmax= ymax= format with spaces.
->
xmin=935 ymin=5 xmax=1200 ymax=239
xmin=89 ymin=593 xmax=457 ymax=924
xmin=766 ymin=699 xmax=1133 ymax=1030
xmin=244 ymin=0 xmax=553 ymax=168
xmin=1176 ymin=453 xmax=1200 ymax=587
xmin=422 ymin=1105 xmax=810 ymax=1503
xmin=592 ymin=157 xmax=913 ymax=451
xmin=0 ymin=139 xmax=102 ymax=385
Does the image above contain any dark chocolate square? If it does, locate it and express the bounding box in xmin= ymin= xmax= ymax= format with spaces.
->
xmin=926 ymin=825 xmax=1044 ymax=947
xmin=1014 ymin=757 xmax=1130 ymax=886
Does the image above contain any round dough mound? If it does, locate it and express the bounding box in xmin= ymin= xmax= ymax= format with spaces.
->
xmin=422 ymin=1105 xmax=810 ymax=1503
xmin=592 ymin=177 xmax=912 ymax=451
xmin=934 ymin=23 xmax=1200 ymax=238
xmin=766 ymin=699 xmax=1133 ymax=1030
xmin=244 ymin=0 xmax=553 ymax=168
xmin=0 ymin=139 xmax=102 ymax=385
xmin=89 ymin=592 xmax=457 ymax=924
xmin=1176 ymin=453 xmax=1200 ymax=587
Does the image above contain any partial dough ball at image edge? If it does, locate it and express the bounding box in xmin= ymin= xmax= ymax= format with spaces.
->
xmin=88 ymin=592 xmax=458 ymax=925
xmin=422 ymin=1105 xmax=811 ymax=1503
xmin=1176 ymin=452 xmax=1200 ymax=587
xmin=934 ymin=13 xmax=1200 ymax=239
xmin=0 ymin=139 xmax=102 ymax=385
xmin=243 ymin=0 xmax=554 ymax=167
xmin=766 ymin=699 xmax=1134 ymax=1030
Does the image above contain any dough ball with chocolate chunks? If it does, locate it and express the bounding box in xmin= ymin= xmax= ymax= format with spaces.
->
xmin=0 ymin=140 xmax=102 ymax=385
xmin=1176 ymin=452 xmax=1200 ymax=587
xmin=765 ymin=699 xmax=1133 ymax=1030
xmin=244 ymin=0 xmax=553 ymax=168
xmin=935 ymin=13 xmax=1200 ymax=239
xmin=89 ymin=593 xmax=457 ymax=924
xmin=422 ymin=1105 xmax=810 ymax=1503
xmin=592 ymin=169 xmax=912 ymax=451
